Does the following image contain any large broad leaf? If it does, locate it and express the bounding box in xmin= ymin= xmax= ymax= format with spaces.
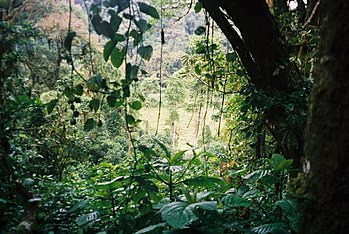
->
xmin=109 ymin=11 xmax=122 ymax=32
xmin=154 ymin=139 xmax=171 ymax=159
xmin=182 ymin=177 xmax=225 ymax=188
xmin=135 ymin=19 xmax=149 ymax=33
xmin=161 ymin=201 xmax=217 ymax=228
xmin=222 ymin=194 xmax=251 ymax=208
xmin=89 ymin=99 xmax=100 ymax=112
xmin=104 ymin=40 xmax=117 ymax=62
xmin=137 ymin=45 xmax=153 ymax=61
xmin=126 ymin=114 xmax=136 ymax=125
xmin=69 ymin=199 xmax=89 ymax=213
xmin=170 ymin=150 xmax=186 ymax=165
xmin=138 ymin=2 xmax=160 ymax=19
xmin=87 ymin=75 xmax=104 ymax=92
xmin=115 ymin=0 xmax=130 ymax=13
xmin=73 ymin=84 xmax=83 ymax=96
xmin=107 ymin=95 xmax=116 ymax=107
xmin=243 ymin=169 xmax=271 ymax=181
xmin=275 ymin=199 xmax=296 ymax=216
xmin=84 ymin=118 xmax=97 ymax=132
xmin=195 ymin=191 xmax=212 ymax=202
xmin=63 ymin=87 xmax=74 ymax=100
xmin=100 ymin=20 xmax=115 ymax=38
xmin=271 ymin=154 xmax=293 ymax=171
xmin=251 ymin=223 xmax=287 ymax=234
xmin=125 ymin=63 xmax=139 ymax=81
xmin=111 ymin=47 xmax=125 ymax=68
xmin=96 ymin=176 xmax=125 ymax=190
xmin=161 ymin=202 xmax=197 ymax=228
xmin=135 ymin=223 xmax=167 ymax=234
xmin=76 ymin=211 xmax=99 ymax=226
xmin=91 ymin=14 xmax=103 ymax=35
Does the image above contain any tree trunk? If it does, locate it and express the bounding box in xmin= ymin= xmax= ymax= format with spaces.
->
xmin=200 ymin=0 xmax=303 ymax=169
xmin=299 ymin=0 xmax=349 ymax=233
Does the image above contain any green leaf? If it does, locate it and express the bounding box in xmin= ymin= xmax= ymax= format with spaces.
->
xmin=110 ymin=11 xmax=122 ymax=32
xmin=115 ymin=99 xmax=123 ymax=108
xmin=115 ymin=33 xmax=125 ymax=42
xmin=89 ymin=99 xmax=100 ymax=112
xmin=183 ymin=177 xmax=225 ymax=188
xmin=134 ymin=223 xmax=167 ymax=234
xmin=195 ymin=191 xmax=212 ymax=202
xmin=276 ymin=159 xmax=293 ymax=171
xmin=154 ymin=139 xmax=171 ymax=159
xmin=96 ymin=176 xmax=125 ymax=190
xmin=125 ymin=63 xmax=139 ymax=81
xmin=91 ymin=14 xmax=103 ymax=35
xmin=275 ymin=199 xmax=296 ymax=216
xmin=107 ymin=95 xmax=116 ymax=107
xmin=69 ymin=199 xmax=89 ymax=213
xmin=135 ymin=19 xmax=149 ymax=33
xmin=194 ymin=2 xmax=203 ymax=13
xmin=160 ymin=202 xmax=198 ymax=228
xmin=130 ymin=100 xmax=142 ymax=110
xmin=123 ymin=85 xmax=130 ymax=97
xmin=136 ymin=176 xmax=158 ymax=193
xmin=109 ymin=0 xmax=118 ymax=7
xmin=64 ymin=31 xmax=76 ymax=51
xmin=243 ymin=169 xmax=271 ymax=181
xmin=63 ymin=87 xmax=74 ymax=100
xmin=137 ymin=45 xmax=153 ymax=61
xmin=115 ymin=0 xmax=130 ymax=13
xmin=226 ymin=52 xmax=237 ymax=62
xmin=73 ymin=84 xmax=84 ymax=96
xmin=138 ymin=2 xmax=160 ymax=19
xmin=126 ymin=114 xmax=136 ymax=125
xmin=138 ymin=145 xmax=157 ymax=160
xmin=129 ymin=29 xmax=142 ymax=46
xmin=46 ymin=99 xmax=58 ymax=113
xmin=160 ymin=201 xmax=217 ymax=229
xmin=111 ymin=47 xmax=125 ymax=68
xmin=194 ymin=26 xmax=206 ymax=35
xmin=104 ymin=40 xmax=117 ymax=62
xmin=189 ymin=201 xmax=217 ymax=211
xmin=260 ymin=175 xmax=278 ymax=185
xmin=194 ymin=65 xmax=202 ymax=75
xmin=84 ymin=118 xmax=97 ymax=132
xmin=271 ymin=154 xmax=292 ymax=171
xmin=251 ymin=223 xmax=286 ymax=234
xmin=76 ymin=211 xmax=99 ymax=226
xmin=222 ymin=194 xmax=251 ymax=208
xmin=170 ymin=150 xmax=186 ymax=164
xmin=195 ymin=44 xmax=206 ymax=54
xmin=100 ymin=20 xmax=115 ymax=38
xmin=123 ymin=13 xmax=134 ymax=20
xmin=87 ymin=74 xmax=103 ymax=92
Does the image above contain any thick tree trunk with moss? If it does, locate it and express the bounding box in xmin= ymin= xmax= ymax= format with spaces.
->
xmin=200 ymin=0 xmax=304 ymax=169
xmin=299 ymin=0 xmax=349 ymax=233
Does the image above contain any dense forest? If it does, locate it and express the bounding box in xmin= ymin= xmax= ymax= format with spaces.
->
xmin=1 ymin=0 xmax=349 ymax=233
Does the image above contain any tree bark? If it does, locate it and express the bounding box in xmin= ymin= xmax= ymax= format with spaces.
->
xmin=299 ymin=0 xmax=349 ymax=233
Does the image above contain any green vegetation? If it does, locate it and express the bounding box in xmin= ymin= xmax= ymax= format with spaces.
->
xmin=2 ymin=0 xmax=348 ymax=233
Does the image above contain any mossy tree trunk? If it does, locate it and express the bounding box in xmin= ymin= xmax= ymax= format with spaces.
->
xmin=299 ymin=0 xmax=349 ymax=232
